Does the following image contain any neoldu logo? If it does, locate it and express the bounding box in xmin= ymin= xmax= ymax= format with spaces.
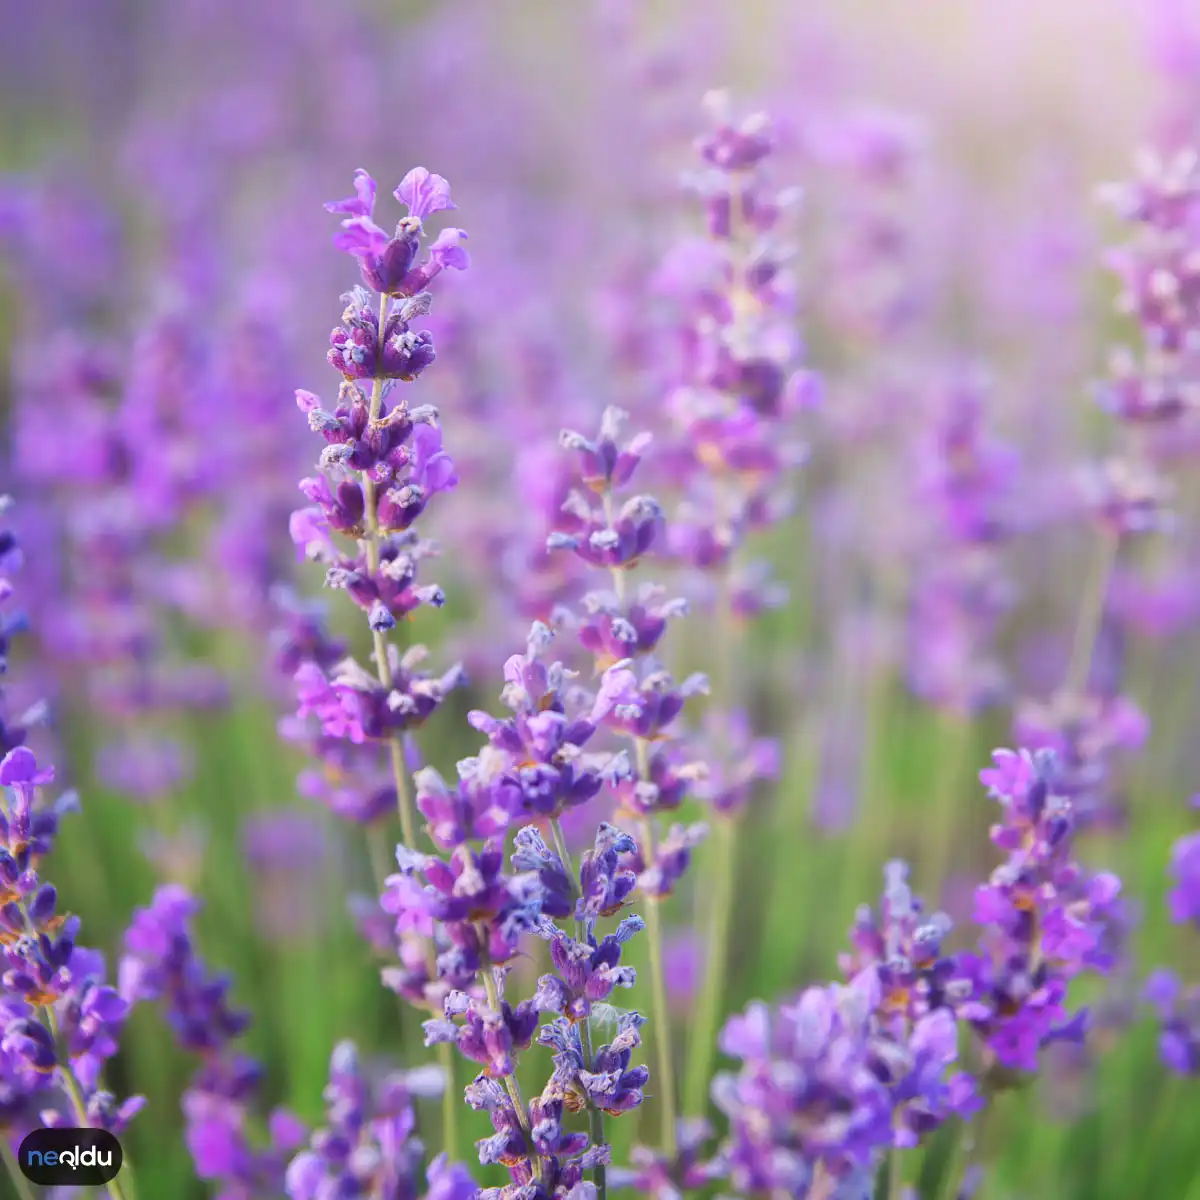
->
xmin=18 ymin=1127 xmax=124 ymax=1187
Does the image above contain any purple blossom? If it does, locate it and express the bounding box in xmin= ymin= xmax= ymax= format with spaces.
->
xmin=1169 ymin=817 xmax=1200 ymax=927
xmin=949 ymin=748 xmax=1123 ymax=1074
xmin=285 ymin=1039 xmax=470 ymax=1200
xmin=424 ymin=986 xmax=539 ymax=1078
xmin=325 ymin=167 xmax=469 ymax=296
xmin=1144 ymin=970 xmax=1200 ymax=1075
xmin=714 ymin=973 xmax=974 ymax=1195
xmin=610 ymin=1119 xmax=720 ymax=1200
xmin=0 ymin=512 xmax=141 ymax=1138
xmin=589 ymin=660 xmax=708 ymax=743
xmin=532 ymin=917 xmax=643 ymax=1023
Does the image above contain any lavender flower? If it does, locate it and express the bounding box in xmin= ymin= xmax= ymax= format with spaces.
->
xmin=285 ymin=1040 xmax=472 ymax=1200
xmin=121 ymin=884 xmax=302 ymax=1195
xmin=0 ymin=505 xmax=143 ymax=1144
xmin=950 ymin=749 xmax=1123 ymax=1075
xmin=714 ymin=971 xmax=973 ymax=1197
xmin=1168 ymin=797 xmax=1200 ymax=926
xmin=908 ymin=371 xmax=1019 ymax=715
xmin=1144 ymin=970 xmax=1200 ymax=1076
xmin=285 ymin=166 xmax=470 ymax=864
xmin=326 ymin=167 xmax=469 ymax=297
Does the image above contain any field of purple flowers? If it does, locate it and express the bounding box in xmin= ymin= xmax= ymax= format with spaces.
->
xmin=1 ymin=2 xmax=1199 ymax=1198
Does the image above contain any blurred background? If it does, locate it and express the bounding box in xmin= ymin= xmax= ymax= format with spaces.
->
xmin=2 ymin=0 xmax=1198 ymax=1197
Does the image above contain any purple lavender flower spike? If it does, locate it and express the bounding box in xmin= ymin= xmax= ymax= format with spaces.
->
xmin=533 ymin=916 xmax=643 ymax=1023
xmin=286 ymin=1039 xmax=471 ymax=1200
xmin=122 ymin=884 xmax=302 ymax=1192
xmin=608 ymin=1118 xmax=721 ymax=1200
xmin=949 ymin=748 xmax=1123 ymax=1076
xmin=1149 ymin=796 xmax=1200 ymax=1075
xmin=1014 ymin=691 xmax=1149 ymax=832
xmin=0 ymin=507 xmax=142 ymax=1139
xmin=1144 ymin=970 xmax=1200 ymax=1075
xmin=714 ymin=972 xmax=974 ymax=1196
xmin=326 ymin=168 xmax=469 ymax=296
xmin=1168 ymin=798 xmax=1200 ymax=927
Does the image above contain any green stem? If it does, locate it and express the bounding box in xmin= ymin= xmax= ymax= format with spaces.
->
xmin=49 ymin=1034 xmax=131 ymax=1200
xmin=682 ymin=815 xmax=735 ymax=1117
xmin=1064 ymin=528 xmax=1118 ymax=697
xmin=367 ymin=822 xmax=393 ymax=891
xmin=5 ymin=829 xmax=133 ymax=1200
xmin=439 ymin=1043 xmax=458 ymax=1163
xmin=926 ymin=712 xmax=975 ymax=888
xmin=548 ymin=818 xmax=576 ymax=906
xmin=550 ymin=817 xmax=608 ymax=1200
xmin=637 ymin=806 xmax=678 ymax=1159
xmin=938 ymin=1100 xmax=991 ymax=1200
xmin=480 ymin=964 xmax=542 ymax=1182
xmin=359 ymin=292 xmax=420 ymax=847
xmin=887 ymin=1145 xmax=904 ymax=1200
xmin=1 ymin=1139 xmax=36 ymax=1200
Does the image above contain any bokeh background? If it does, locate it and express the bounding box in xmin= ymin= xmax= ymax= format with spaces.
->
xmin=2 ymin=1 xmax=1199 ymax=1197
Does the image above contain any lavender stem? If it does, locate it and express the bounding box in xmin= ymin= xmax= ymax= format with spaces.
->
xmin=0 ymin=1143 xmax=35 ymax=1200
xmin=635 ymin=732 xmax=678 ymax=1158
xmin=16 ymin=884 xmax=134 ymax=1200
xmin=359 ymin=291 xmax=420 ymax=848
xmin=1064 ymin=526 xmax=1119 ymax=696
xmin=683 ymin=815 xmax=735 ymax=1117
xmin=51 ymin=1040 xmax=132 ymax=1200
xmin=887 ymin=1145 xmax=903 ymax=1200
xmin=550 ymin=816 xmax=609 ymax=1200
xmin=480 ymin=963 xmax=543 ymax=1183
xmin=684 ymin=564 xmax=740 ymax=1118
xmin=354 ymin=292 xmax=458 ymax=1157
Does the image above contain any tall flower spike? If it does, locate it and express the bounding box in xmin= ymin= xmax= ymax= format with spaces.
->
xmin=949 ymin=748 xmax=1123 ymax=1076
xmin=0 ymin=503 xmax=144 ymax=1146
xmin=121 ymin=884 xmax=303 ymax=1194
xmin=288 ymin=167 xmax=469 ymax=862
xmin=714 ymin=969 xmax=975 ymax=1197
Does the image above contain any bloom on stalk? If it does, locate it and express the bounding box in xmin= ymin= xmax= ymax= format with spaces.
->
xmin=325 ymin=166 xmax=469 ymax=298
xmin=283 ymin=166 xmax=468 ymax=848
xmin=285 ymin=1040 xmax=473 ymax=1200
xmin=1014 ymin=691 xmax=1149 ymax=832
xmin=908 ymin=370 xmax=1020 ymax=716
xmin=949 ymin=748 xmax=1123 ymax=1074
xmin=0 ymin=506 xmax=143 ymax=1139
xmin=121 ymin=884 xmax=304 ymax=1194
xmin=713 ymin=969 xmax=974 ymax=1197
xmin=1146 ymin=795 xmax=1200 ymax=1075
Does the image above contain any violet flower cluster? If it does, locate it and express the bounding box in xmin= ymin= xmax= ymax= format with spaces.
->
xmin=1088 ymin=148 xmax=1200 ymax=538
xmin=379 ymin=623 xmax=649 ymax=1197
xmin=121 ymin=883 xmax=306 ymax=1197
xmin=715 ymin=870 xmax=975 ymax=1200
xmin=0 ymin=503 xmax=144 ymax=1143
xmin=283 ymin=167 xmax=660 ymax=1200
xmin=11 ymin=322 xmax=227 ymax=875
xmin=659 ymin=91 xmax=813 ymax=611
xmin=950 ymin=749 xmax=1123 ymax=1076
xmin=908 ymin=370 xmax=1020 ymax=715
xmin=547 ymin=407 xmax=711 ymax=898
xmin=286 ymin=1041 xmax=475 ymax=1200
xmin=284 ymin=168 xmax=468 ymax=844
xmin=1144 ymin=796 xmax=1200 ymax=1075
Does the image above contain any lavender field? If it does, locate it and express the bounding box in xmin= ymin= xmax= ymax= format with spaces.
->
xmin=1 ymin=1 xmax=1199 ymax=1198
